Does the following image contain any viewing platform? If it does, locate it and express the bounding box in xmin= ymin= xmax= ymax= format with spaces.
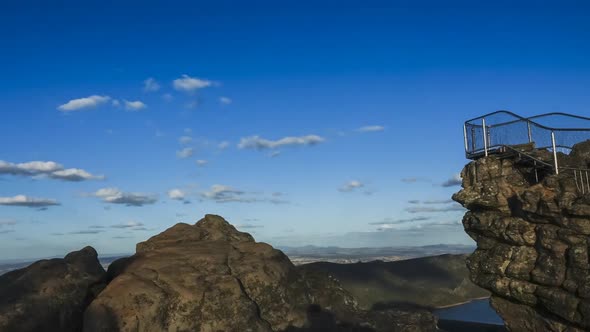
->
xmin=463 ymin=111 xmax=590 ymax=193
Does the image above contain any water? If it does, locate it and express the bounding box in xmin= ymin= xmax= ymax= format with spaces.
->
xmin=434 ymin=298 xmax=504 ymax=325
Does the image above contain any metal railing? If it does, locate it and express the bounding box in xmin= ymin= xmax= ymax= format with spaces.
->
xmin=463 ymin=111 xmax=590 ymax=193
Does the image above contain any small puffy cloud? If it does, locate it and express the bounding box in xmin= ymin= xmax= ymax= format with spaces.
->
xmin=93 ymin=188 xmax=157 ymax=207
xmin=173 ymin=74 xmax=213 ymax=92
xmin=442 ymin=174 xmax=462 ymax=187
xmin=0 ymin=160 xmax=103 ymax=182
xmin=168 ymin=189 xmax=186 ymax=200
xmin=219 ymin=97 xmax=232 ymax=105
xmin=357 ymin=125 xmax=385 ymax=133
xmin=0 ymin=160 xmax=62 ymax=175
xmin=200 ymin=185 xmax=285 ymax=204
xmin=179 ymin=136 xmax=193 ymax=144
xmin=176 ymin=147 xmax=194 ymax=159
xmin=269 ymin=151 xmax=281 ymax=158
xmin=111 ymin=221 xmax=144 ymax=229
xmin=57 ymin=95 xmax=111 ymax=112
xmin=238 ymin=135 xmax=324 ymax=150
xmin=143 ymin=77 xmax=160 ymax=92
xmin=49 ymin=168 xmax=105 ymax=181
xmin=124 ymin=100 xmax=147 ymax=111
xmin=201 ymin=185 xmax=247 ymax=203
xmin=112 ymin=99 xmax=121 ymax=107
xmin=339 ymin=180 xmax=364 ymax=192
xmin=0 ymin=195 xmax=60 ymax=208
xmin=218 ymin=141 xmax=230 ymax=150
xmin=196 ymin=160 xmax=208 ymax=167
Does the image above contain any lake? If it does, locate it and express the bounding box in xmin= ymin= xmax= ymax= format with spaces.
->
xmin=434 ymin=298 xmax=504 ymax=326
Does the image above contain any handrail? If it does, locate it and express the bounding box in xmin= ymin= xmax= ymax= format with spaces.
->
xmin=464 ymin=110 xmax=590 ymax=176
xmin=465 ymin=110 xmax=590 ymax=132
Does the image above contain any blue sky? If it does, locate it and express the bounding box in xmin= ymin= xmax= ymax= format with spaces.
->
xmin=1 ymin=1 xmax=589 ymax=259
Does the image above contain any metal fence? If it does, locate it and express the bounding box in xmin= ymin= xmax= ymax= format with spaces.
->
xmin=464 ymin=111 xmax=590 ymax=175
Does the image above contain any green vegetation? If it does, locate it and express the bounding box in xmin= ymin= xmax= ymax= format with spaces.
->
xmin=299 ymin=254 xmax=488 ymax=309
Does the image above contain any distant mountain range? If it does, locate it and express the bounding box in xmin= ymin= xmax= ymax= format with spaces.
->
xmin=299 ymin=254 xmax=488 ymax=309
xmin=0 ymin=244 xmax=475 ymax=276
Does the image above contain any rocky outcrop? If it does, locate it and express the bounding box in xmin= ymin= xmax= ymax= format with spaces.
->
xmin=84 ymin=214 xmax=439 ymax=332
xmin=0 ymin=246 xmax=106 ymax=332
xmin=453 ymin=141 xmax=590 ymax=331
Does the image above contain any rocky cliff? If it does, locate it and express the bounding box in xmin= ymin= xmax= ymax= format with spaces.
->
xmin=453 ymin=141 xmax=590 ymax=331
xmin=0 ymin=246 xmax=106 ymax=332
xmin=82 ymin=214 xmax=438 ymax=332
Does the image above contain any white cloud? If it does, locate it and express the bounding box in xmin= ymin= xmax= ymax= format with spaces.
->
xmin=238 ymin=135 xmax=324 ymax=150
xmin=143 ymin=77 xmax=160 ymax=92
xmin=112 ymin=99 xmax=121 ymax=107
xmin=339 ymin=180 xmax=364 ymax=192
xmin=442 ymin=174 xmax=462 ymax=187
xmin=176 ymin=147 xmax=194 ymax=159
xmin=173 ymin=74 xmax=213 ymax=92
xmin=49 ymin=168 xmax=105 ymax=181
xmin=0 ymin=195 xmax=60 ymax=208
xmin=200 ymin=185 xmax=256 ymax=203
xmin=179 ymin=136 xmax=193 ymax=144
xmin=57 ymin=95 xmax=111 ymax=112
xmin=168 ymin=189 xmax=186 ymax=200
xmin=357 ymin=125 xmax=385 ymax=133
xmin=124 ymin=100 xmax=147 ymax=111
xmin=196 ymin=160 xmax=208 ymax=167
xmin=93 ymin=188 xmax=157 ymax=207
xmin=0 ymin=160 xmax=103 ymax=182
xmin=218 ymin=141 xmax=230 ymax=150
xmin=0 ymin=161 xmax=62 ymax=175
xmin=200 ymin=185 xmax=288 ymax=204
xmin=219 ymin=97 xmax=232 ymax=105
xmin=269 ymin=151 xmax=281 ymax=158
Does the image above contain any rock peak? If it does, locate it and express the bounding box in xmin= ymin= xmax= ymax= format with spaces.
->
xmin=136 ymin=214 xmax=254 ymax=253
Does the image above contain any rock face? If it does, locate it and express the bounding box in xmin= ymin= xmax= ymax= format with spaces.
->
xmin=0 ymin=246 xmax=106 ymax=332
xmin=84 ymin=214 xmax=439 ymax=332
xmin=453 ymin=141 xmax=590 ymax=331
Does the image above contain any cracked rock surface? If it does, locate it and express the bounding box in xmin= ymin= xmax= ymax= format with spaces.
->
xmin=0 ymin=246 xmax=106 ymax=332
xmin=453 ymin=141 xmax=590 ymax=332
xmin=84 ymin=214 xmax=438 ymax=332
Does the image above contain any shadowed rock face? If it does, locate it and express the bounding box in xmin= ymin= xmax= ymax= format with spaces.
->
xmin=84 ymin=214 xmax=439 ymax=332
xmin=0 ymin=246 xmax=106 ymax=332
xmin=453 ymin=141 xmax=590 ymax=332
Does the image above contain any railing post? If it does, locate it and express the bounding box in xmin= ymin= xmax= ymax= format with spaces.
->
xmin=551 ymin=131 xmax=559 ymax=174
xmin=463 ymin=123 xmax=469 ymax=156
xmin=527 ymin=121 xmax=533 ymax=143
xmin=482 ymin=118 xmax=488 ymax=157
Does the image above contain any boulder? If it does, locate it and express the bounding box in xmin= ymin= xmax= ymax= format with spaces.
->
xmin=0 ymin=246 xmax=106 ymax=332
xmin=84 ymin=214 xmax=439 ymax=332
